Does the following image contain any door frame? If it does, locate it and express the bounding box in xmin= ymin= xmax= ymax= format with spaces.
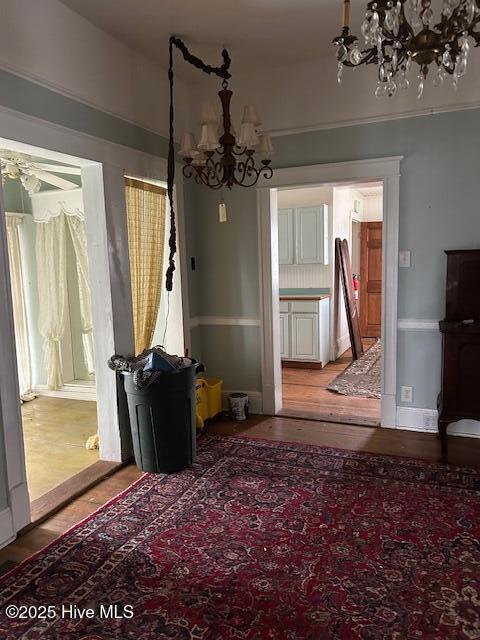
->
xmin=257 ymin=157 xmax=402 ymax=428
xmin=0 ymin=105 xmax=190 ymax=543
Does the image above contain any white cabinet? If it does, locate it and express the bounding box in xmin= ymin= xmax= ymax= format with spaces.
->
xmin=281 ymin=298 xmax=330 ymax=366
xmin=296 ymin=207 xmax=323 ymax=264
xmin=278 ymin=205 xmax=328 ymax=266
xmin=278 ymin=209 xmax=294 ymax=265
xmin=291 ymin=313 xmax=319 ymax=360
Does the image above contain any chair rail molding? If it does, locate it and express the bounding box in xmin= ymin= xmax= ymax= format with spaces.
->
xmin=397 ymin=318 xmax=440 ymax=331
xmin=190 ymin=316 xmax=261 ymax=328
xmin=257 ymin=157 xmax=402 ymax=426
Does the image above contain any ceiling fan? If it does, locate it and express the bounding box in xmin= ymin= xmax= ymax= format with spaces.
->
xmin=0 ymin=151 xmax=81 ymax=196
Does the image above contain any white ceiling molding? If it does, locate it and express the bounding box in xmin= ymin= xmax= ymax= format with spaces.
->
xmin=265 ymin=100 xmax=480 ymax=138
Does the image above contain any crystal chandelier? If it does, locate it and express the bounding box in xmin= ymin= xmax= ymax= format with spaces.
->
xmin=179 ymin=89 xmax=274 ymax=190
xmin=333 ymin=0 xmax=480 ymax=98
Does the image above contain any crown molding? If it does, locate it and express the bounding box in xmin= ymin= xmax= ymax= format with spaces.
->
xmin=0 ymin=62 xmax=173 ymax=141
xmin=265 ymin=100 xmax=480 ymax=138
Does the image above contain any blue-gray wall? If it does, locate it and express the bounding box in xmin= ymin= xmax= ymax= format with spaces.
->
xmin=185 ymin=108 xmax=480 ymax=411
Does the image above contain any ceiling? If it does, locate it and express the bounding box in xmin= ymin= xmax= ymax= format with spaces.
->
xmin=58 ymin=0 xmax=360 ymax=79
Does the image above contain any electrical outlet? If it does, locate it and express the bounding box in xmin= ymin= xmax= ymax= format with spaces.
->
xmin=399 ymin=251 xmax=411 ymax=267
xmin=400 ymin=386 xmax=413 ymax=403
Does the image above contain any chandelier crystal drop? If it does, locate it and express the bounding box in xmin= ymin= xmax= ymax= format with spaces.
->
xmin=333 ymin=0 xmax=480 ymax=98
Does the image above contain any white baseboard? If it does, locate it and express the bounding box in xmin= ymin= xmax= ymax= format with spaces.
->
xmin=396 ymin=406 xmax=480 ymax=438
xmin=34 ymin=383 xmax=96 ymax=402
xmin=222 ymin=390 xmax=263 ymax=415
xmin=0 ymin=507 xmax=15 ymax=550
xmin=10 ymin=483 xmax=30 ymax=531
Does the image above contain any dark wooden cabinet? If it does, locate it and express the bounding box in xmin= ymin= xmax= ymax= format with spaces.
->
xmin=438 ymin=250 xmax=480 ymax=462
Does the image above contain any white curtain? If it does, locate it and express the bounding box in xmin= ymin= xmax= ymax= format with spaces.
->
xmin=6 ymin=215 xmax=35 ymax=400
xmin=36 ymin=213 xmax=67 ymax=390
xmin=65 ymin=214 xmax=95 ymax=374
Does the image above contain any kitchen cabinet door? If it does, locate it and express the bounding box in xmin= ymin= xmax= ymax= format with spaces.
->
xmin=278 ymin=208 xmax=294 ymax=265
xmin=291 ymin=313 xmax=319 ymax=361
xmin=295 ymin=206 xmax=323 ymax=264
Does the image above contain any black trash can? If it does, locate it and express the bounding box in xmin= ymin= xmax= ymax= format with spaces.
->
xmin=123 ymin=361 xmax=200 ymax=473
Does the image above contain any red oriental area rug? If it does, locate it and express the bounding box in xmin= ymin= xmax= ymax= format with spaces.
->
xmin=1 ymin=436 xmax=479 ymax=639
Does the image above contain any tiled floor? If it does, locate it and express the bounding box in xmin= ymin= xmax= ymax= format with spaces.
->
xmin=21 ymin=396 xmax=99 ymax=501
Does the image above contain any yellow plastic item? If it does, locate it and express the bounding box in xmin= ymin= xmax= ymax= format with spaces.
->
xmin=195 ymin=377 xmax=223 ymax=429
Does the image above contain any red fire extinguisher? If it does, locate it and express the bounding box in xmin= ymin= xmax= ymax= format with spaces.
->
xmin=353 ymin=274 xmax=359 ymax=300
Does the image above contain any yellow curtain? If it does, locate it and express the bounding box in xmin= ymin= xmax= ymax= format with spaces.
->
xmin=125 ymin=178 xmax=167 ymax=355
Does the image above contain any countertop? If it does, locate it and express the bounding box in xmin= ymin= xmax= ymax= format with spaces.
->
xmin=279 ymin=288 xmax=331 ymax=301
xmin=280 ymin=294 xmax=330 ymax=301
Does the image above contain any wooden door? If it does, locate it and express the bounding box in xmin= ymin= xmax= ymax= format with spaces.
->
xmin=360 ymin=222 xmax=383 ymax=337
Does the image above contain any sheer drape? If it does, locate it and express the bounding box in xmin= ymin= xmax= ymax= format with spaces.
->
xmin=125 ymin=178 xmax=167 ymax=355
xmin=66 ymin=215 xmax=95 ymax=374
xmin=6 ymin=215 xmax=34 ymax=400
xmin=36 ymin=213 xmax=67 ymax=390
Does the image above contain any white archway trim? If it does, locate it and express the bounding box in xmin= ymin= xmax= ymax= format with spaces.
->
xmin=257 ymin=156 xmax=402 ymax=427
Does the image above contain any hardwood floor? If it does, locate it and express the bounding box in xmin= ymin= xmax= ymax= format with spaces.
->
xmin=281 ymin=339 xmax=380 ymax=425
xmin=1 ymin=414 xmax=478 ymax=572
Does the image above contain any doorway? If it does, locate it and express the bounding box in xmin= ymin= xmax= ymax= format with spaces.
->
xmin=257 ymin=157 xmax=401 ymax=427
xmin=277 ymin=182 xmax=383 ymax=426
xmin=2 ymin=146 xmax=101 ymax=507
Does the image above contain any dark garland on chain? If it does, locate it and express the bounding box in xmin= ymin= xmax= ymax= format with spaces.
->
xmin=165 ymin=36 xmax=232 ymax=291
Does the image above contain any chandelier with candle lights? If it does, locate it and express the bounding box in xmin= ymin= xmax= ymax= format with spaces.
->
xmin=333 ymin=0 xmax=480 ymax=99
xmin=179 ymin=89 xmax=274 ymax=189
xmin=164 ymin=37 xmax=274 ymax=291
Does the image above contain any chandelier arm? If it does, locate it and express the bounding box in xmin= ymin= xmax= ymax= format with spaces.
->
xmin=234 ymin=164 xmax=274 ymax=188
xmin=232 ymin=146 xmax=248 ymax=156
xmin=342 ymin=47 xmax=378 ymax=67
xmin=233 ymin=156 xmax=262 ymax=188
xmin=206 ymin=157 xmax=225 ymax=187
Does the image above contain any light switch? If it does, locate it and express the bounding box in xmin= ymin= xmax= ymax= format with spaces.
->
xmin=399 ymin=250 xmax=411 ymax=267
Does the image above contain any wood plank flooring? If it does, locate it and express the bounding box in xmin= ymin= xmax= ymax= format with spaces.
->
xmin=281 ymin=339 xmax=381 ymax=425
xmin=1 ymin=414 xmax=478 ymax=571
